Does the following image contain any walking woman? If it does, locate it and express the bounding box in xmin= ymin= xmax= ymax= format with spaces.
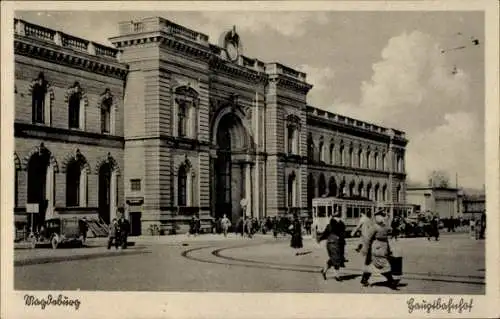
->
xmin=290 ymin=214 xmax=303 ymax=255
xmin=360 ymin=209 xmax=398 ymax=289
xmin=317 ymin=209 xmax=346 ymax=281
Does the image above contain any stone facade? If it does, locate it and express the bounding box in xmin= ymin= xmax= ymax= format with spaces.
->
xmin=13 ymin=17 xmax=408 ymax=235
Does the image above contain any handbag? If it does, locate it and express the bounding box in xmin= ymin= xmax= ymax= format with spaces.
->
xmin=389 ymin=256 xmax=403 ymax=276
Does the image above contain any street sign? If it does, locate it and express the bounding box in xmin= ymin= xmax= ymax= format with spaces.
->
xmin=26 ymin=203 xmax=39 ymax=213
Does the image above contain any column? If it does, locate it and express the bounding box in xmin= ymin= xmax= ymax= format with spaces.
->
xmin=45 ymin=164 xmax=54 ymax=218
xmin=110 ymin=170 xmax=117 ymax=220
xmin=245 ymin=163 xmax=252 ymax=218
xmin=79 ymin=170 xmax=87 ymax=207
xmin=253 ymin=160 xmax=261 ymax=219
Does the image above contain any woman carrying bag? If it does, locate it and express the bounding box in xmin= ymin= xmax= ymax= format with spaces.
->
xmin=360 ymin=209 xmax=400 ymax=290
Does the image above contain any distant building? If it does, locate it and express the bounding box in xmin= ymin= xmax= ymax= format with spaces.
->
xmin=462 ymin=193 xmax=486 ymax=219
xmin=406 ymin=187 xmax=464 ymax=219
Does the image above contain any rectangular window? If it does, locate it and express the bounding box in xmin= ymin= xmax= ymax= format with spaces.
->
xmin=130 ymin=179 xmax=141 ymax=191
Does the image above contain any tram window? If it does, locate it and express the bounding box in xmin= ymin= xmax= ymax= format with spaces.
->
xmin=318 ymin=206 xmax=326 ymax=217
xmin=360 ymin=207 xmax=365 ymax=217
xmin=366 ymin=208 xmax=372 ymax=217
xmin=347 ymin=207 xmax=353 ymax=218
xmin=327 ymin=206 xmax=333 ymax=217
xmin=353 ymin=207 xmax=359 ymax=218
xmin=312 ymin=207 xmax=317 ymax=217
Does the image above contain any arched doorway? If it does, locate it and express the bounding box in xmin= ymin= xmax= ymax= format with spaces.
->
xmin=213 ymin=111 xmax=250 ymax=222
xmin=27 ymin=149 xmax=51 ymax=231
xmin=98 ymin=162 xmax=113 ymax=224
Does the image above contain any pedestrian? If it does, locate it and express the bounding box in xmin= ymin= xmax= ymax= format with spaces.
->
xmin=480 ymin=211 xmax=486 ymax=239
xmin=272 ymin=217 xmax=278 ymax=238
xmin=290 ymin=214 xmax=303 ymax=255
xmin=317 ymin=209 xmax=346 ymax=281
xmin=427 ymin=215 xmax=439 ymax=241
xmin=195 ymin=215 xmax=201 ymax=235
xmin=351 ymin=212 xmax=373 ymax=252
xmin=360 ymin=209 xmax=398 ymax=290
xmin=107 ymin=218 xmax=119 ymax=250
xmin=117 ymin=213 xmax=130 ymax=249
xmin=221 ymin=214 xmax=231 ymax=237
xmin=188 ymin=216 xmax=196 ymax=236
xmin=79 ymin=217 xmax=89 ymax=244
xmin=391 ymin=216 xmax=400 ymax=241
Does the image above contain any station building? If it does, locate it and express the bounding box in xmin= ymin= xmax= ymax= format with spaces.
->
xmin=13 ymin=17 xmax=408 ymax=235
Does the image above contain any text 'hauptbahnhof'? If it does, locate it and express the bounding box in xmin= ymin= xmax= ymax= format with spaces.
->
xmin=13 ymin=16 xmax=409 ymax=235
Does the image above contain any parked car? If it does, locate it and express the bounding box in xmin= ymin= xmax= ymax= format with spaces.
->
xmin=29 ymin=217 xmax=85 ymax=249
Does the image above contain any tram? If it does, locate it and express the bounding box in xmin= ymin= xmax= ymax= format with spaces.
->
xmin=311 ymin=196 xmax=378 ymax=237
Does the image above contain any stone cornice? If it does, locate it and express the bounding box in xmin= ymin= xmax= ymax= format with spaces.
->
xmin=308 ymin=115 xmax=408 ymax=147
xmin=209 ymin=56 xmax=268 ymax=84
xmin=268 ymin=75 xmax=313 ymax=95
xmin=113 ymin=32 xmax=267 ymax=84
xmin=15 ymin=36 xmax=128 ymax=80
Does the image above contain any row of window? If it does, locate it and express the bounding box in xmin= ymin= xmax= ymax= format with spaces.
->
xmin=285 ymin=171 xmax=405 ymax=209
xmin=28 ymin=72 xmax=115 ymax=134
xmin=308 ymin=139 xmax=404 ymax=172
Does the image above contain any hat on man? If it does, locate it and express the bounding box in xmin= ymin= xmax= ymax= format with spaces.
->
xmin=374 ymin=208 xmax=386 ymax=217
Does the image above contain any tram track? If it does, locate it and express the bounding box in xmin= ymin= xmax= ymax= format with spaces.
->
xmin=181 ymin=241 xmax=486 ymax=287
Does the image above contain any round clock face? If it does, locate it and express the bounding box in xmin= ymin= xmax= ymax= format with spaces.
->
xmin=226 ymin=42 xmax=239 ymax=61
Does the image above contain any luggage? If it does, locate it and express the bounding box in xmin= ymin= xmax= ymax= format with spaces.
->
xmin=389 ymin=256 xmax=403 ymax=276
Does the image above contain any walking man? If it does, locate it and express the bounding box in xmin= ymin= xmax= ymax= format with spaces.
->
xmin=221 ymin=214 xmax=231 ymax=237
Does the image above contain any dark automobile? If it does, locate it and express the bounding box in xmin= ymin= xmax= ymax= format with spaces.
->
xmin=29 ymin=217 xmax=85 ymax=249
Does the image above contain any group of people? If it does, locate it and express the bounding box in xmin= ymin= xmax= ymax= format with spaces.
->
xmin=316 ymin=209 xmax=400 ymax=289
xmin=107 ymin=213 xmax=130 ymax=250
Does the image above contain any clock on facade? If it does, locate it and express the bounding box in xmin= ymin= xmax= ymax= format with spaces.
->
xmin=223 ymin=26 xmax=241 ymax=62
xmin=226 ymin=42 xmax=239 ymax=62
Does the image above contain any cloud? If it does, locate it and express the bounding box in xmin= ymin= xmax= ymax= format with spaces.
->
xmin=298 ymin=64 xmax=336 ymax=107
xmin=320 ymin=30 xmax=483 ymax=188
xmin=199 ymin=12 xmax=329 ymax=42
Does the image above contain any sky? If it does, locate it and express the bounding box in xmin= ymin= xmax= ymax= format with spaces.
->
xmin=16 ymin=10 xmax=485 ymax=189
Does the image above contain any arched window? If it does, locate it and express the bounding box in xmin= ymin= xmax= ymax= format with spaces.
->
xmin=339 ymin=144 xmax=345 ymax=166
xmin=366 ymin=151 xmax=371 ymax=169
xmin=396 ymin=184 xmax=402 ymax=202
xmin=358 ymin=149 xmax=363 ymax=168
xmin=307 ymin=134 xmax=315 ymax=162
xmin=174 ymin=86 xmax=199 ymax=139
xmin=374 ymin=152 xmax=379 ymax=170
xmin=178 ymin=165 xmax=188 ymax=206
xmin=358 ymin=182 xmax=364 ymax=197
xmin=68 ymin=82 xmax=85 ymax=129
xmin=367 ymin=183 xmax=373 ymax=200
xmin=318 ymin=174 xmax=326 ymax=197
xmin=339 ymin=180 xmax=346 ymax=197
xmin=382 ymin=153 xmax=386 ymax=171
xmin=374 ymin=184 xmax=380 ymax=201
xmin=65 ymin=152 xmax=87 ymax=207
xmin=397 ymin=155 xmax=404 ymax=172
xmin=382 ymin=184 xmax=388 ymax=202
xmin=100 ymin=88 xmax=113 ymax=134
xmin=286 ymin=115 xmax=301 ymax=155
xmin=348 ymin=181 xmax=355 ymax=197
xmin=287 ymin=172 xmax=297 ymax=207
xmin=328 ymin=177 xmax=337 ymax=197
xmin=318 ymin=139 xmax=325 ymax=162
xmin=287 ymin=125 xmax=295 ymax=154
xmin=349 ymin=146 xmax=354 ymax=167
xmin=31 ymin=72 xmax=49 ymax=124
xmin=329 ymin=143 xmax=335 ymax=165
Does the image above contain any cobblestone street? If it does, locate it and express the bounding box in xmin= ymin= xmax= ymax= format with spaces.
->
xmin=15 ymin=233 xmax=485 ymax=294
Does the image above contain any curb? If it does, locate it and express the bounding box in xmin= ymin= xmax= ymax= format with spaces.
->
xmin=14 ymin=247 xmax=149 ymax=267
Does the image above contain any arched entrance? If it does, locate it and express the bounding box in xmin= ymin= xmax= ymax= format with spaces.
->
xmin=212 ymin=111 xmax=251 ymax=222
xmin=27 ymin=150 xmax=51 ymax=230
xmin=98 ymin=159 xmax=118 ymax=225
xmin=98 ymin=163 xmax=112 ymax=224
